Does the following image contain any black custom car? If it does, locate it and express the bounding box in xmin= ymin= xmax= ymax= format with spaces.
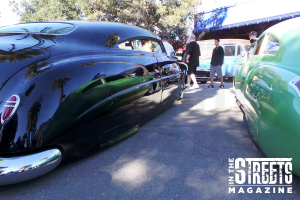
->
xmin=0 ymin=21 xmax=186 ymax=185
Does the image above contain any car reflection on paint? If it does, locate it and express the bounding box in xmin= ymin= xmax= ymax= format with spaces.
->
xmin=162 ymin=63 xmax=181 ymax=83
xmin=234 ymin=17 xmax=300 ymax=176
xmin=0 ymin=21 xmax=187 ymax=185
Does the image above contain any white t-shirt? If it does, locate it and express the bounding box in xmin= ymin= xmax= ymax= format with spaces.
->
xmin=163 ymin=42 xmax=175 ymax=57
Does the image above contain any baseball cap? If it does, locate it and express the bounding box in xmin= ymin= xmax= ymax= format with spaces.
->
xmin=248 ymin=31 xmax=257 ymax=36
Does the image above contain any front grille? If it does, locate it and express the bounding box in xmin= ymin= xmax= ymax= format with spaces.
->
xmin=196 ymin=70 xmax=209 ymax=77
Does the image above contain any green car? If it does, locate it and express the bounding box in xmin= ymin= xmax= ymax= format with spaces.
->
xmin=234 ymin=17 xmax=300 ymax=176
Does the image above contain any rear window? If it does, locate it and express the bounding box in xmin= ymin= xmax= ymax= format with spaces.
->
xmin=0 ymin=22 xmax=76 ymax=35
xmin=263 ymin=34 xmax=280 ymax=55
xmin=118 ymin=39 xmax=162 ymax=53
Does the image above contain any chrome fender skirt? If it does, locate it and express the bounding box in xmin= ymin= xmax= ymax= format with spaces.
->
xmin=0 ymin=148 xmax=62 ymax=185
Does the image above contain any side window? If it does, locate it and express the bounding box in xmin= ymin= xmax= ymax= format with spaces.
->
xmin=118 ymin=39 xmax=161 ymax=53
xmin=263 ymin=34 xmax=280 ymax=55
xmin=118 ymin=41 xmax=133 ymax=50
xmin=224 ymin=46 xmax=235 ymax=56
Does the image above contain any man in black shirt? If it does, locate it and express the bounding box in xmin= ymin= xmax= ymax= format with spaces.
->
xmin=185 ymin=35 xmax=201 ymax=89
xmin=208 ymin=38 xmax=224 ymax=88
xmin=249 ymin=31 xmax=258 ymax=47
xmin=248 ymin=31 xmax=258 ymax=61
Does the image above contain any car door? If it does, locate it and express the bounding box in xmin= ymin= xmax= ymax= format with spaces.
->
xmin=118 ymin=38 xmax=165 ymax=124
xmin=154 ymin=45 xmax=182 ymax=105
xmin=243 ymin=34 xmax=270 ymax=141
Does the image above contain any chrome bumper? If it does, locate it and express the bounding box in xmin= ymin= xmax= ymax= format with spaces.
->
xmin=0 ymin=148 xmax=62 ymax=185
xmin=196 ymin=76 xmax=210 ymax=80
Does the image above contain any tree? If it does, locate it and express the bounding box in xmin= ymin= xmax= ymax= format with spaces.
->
xmin=51 ymin=76 xmax=72 ymax=104
xmin=26 ymin=96 xmax=43 ymax=132
xmin=11 ymin=0 xmax=199 ymax=40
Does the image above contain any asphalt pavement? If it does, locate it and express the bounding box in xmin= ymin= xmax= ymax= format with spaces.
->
xmin=1 ymin=82 xmax=300 ymax=200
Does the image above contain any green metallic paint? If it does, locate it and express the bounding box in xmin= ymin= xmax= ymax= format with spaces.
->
xmin=234 ymin=17 xmax=300 ymax=176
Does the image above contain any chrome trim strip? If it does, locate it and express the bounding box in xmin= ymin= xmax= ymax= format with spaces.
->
xmin=77 ymin=74 xmax=177 ymax=120
xmin=0 ymin=148 xmax=62 ymax=185
xmin=5 ymin=101 xmax=17 ymax=103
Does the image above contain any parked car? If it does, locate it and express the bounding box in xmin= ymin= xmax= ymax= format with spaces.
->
xmin=234 ymin=17 xmax=300 ymax=176
xmin=196 ymin=57 xmax=210 ymax=83
xmin=0 ymin=21 xmax=186 ymax=185
xmin=222 ymin=43 xmax=248 ymax=78
xmin=197 ymin=39 xmax=250 ymax=81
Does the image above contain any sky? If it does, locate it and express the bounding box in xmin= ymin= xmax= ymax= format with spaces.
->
xmin=0 ymin=0 xmax=20 ymax=27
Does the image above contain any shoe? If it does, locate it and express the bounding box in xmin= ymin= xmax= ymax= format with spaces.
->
xmin=219 ymin=85 xmax=225 ymax=89
xmin=190 ymin=84 xmax=199 ymax=89
xmin=207 ymin=85 xmax=214 ymax=89
xmin=185 ymin=84 xmax=191 ymax=88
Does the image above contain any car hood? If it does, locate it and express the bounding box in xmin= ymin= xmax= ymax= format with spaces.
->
xmin=0 ymin=41 xmax=51 ymax=90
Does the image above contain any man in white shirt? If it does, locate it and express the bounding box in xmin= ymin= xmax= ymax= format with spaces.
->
xmin=161 ymin=36 xmax=175 ymax=57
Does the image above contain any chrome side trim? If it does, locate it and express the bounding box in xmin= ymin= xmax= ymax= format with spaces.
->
xmin=0 ymin=148 xmax=62 ymax=185
xmin=235 ymin=96 xmax=246 ymax=116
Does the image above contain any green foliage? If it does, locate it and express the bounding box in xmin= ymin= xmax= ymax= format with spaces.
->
xmin=104 ymin=33 xmax=120 ymax=48
xmin=10 ymin=0 xmax=199 ymax=39
xmin=11 ymin=0 xmax=82 ymax=22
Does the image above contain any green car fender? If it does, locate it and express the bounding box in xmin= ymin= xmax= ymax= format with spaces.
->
xmin=243 ymin=64 xmax=300 ymax=175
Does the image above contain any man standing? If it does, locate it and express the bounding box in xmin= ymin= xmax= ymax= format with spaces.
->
xmin=248 ymin=31 xmax=258 ymax=60
xmin=185 ymin=35 xmax=201 ymax=89
xmin=162 ymin=36 xmax=175 ymax=57
xmin=208 ymin=38 xmax=224 ymax=89
xmin=248 ymin=31 xmax=258 ymax=47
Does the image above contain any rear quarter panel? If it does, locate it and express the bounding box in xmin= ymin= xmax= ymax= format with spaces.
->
xmin=0 ymin=50 xmax=170 ymax=157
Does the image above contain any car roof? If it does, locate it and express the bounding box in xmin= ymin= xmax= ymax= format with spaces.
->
xmin=222 ymin=43 xmax=242 ymax=46
xmin=67 ymin=21 xmax=160 ymax=41
xmin=258 ymin=17 xmax=300 ymax=69
xmin=0 ymin=21 xmax=160 ymax=45
xmin=262 ymin=17 xmax=300 ymax=43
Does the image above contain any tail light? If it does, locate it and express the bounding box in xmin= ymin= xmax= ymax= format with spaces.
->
xmin=1 ymin=95 xmax=20 ymax=124
xmin=289 ymin=77 xmax=300 ymax=98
